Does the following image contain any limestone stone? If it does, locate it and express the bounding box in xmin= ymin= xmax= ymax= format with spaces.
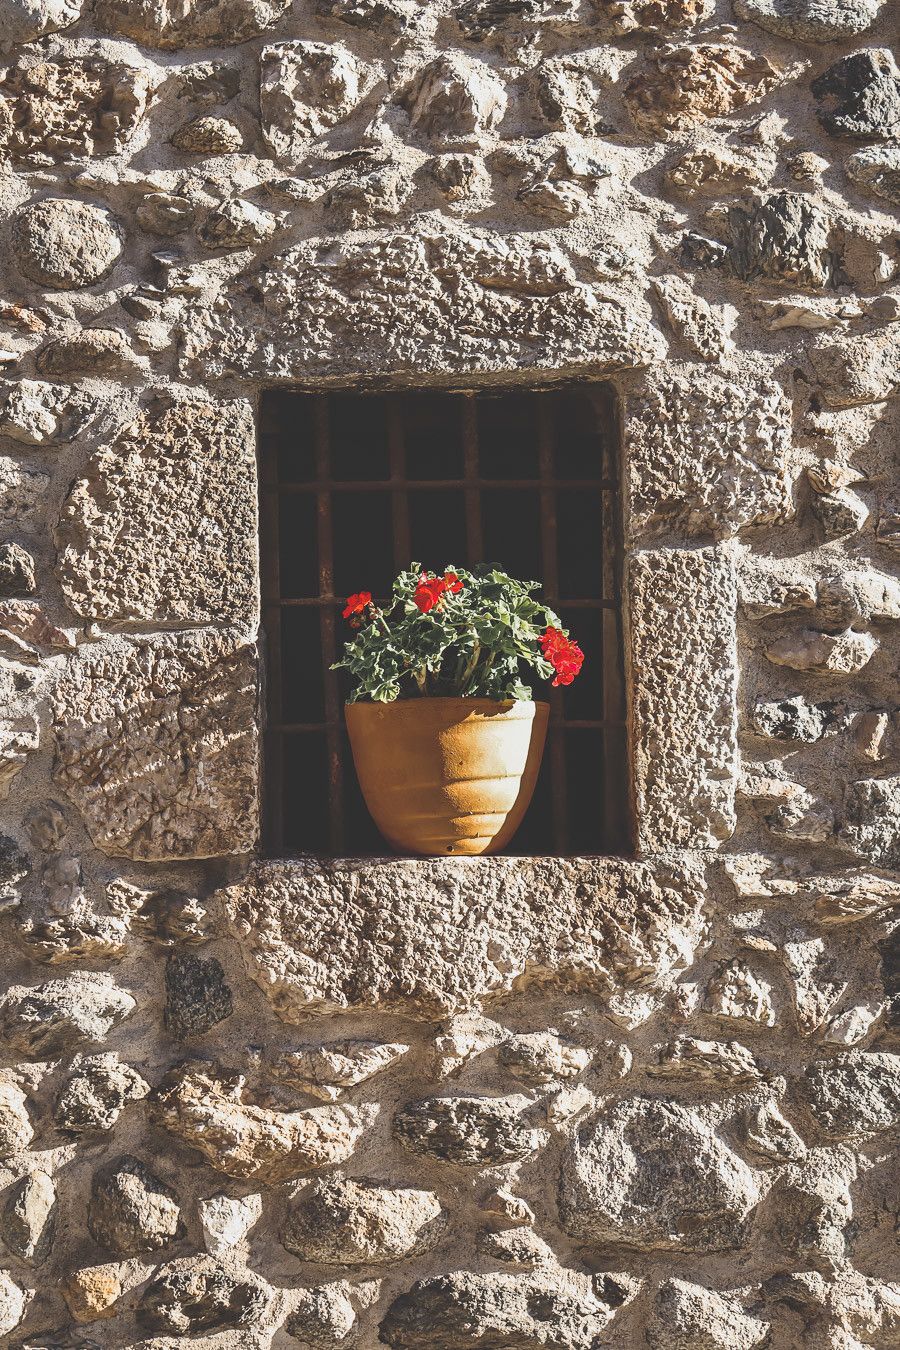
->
xmin=198 ymin=1193 xmax=262 ymax=1255
xmin=222 ymin=856 xmax=706 ymax=1018
xmin=846 ymin=146 xmax=900 ymax=206
xmin=317 ymin=0 xmax=417 ymax=31
xmin=765 ymin=628 xmax=879 ymax=674
xmin=624 ymin=44 xmax=782 ymax=134
xmin=56 ymin=399 xmax=257 ymax=628
xmin=727 ymin=191 xmax=836 ymax=289
xmin=665 ymin=146 xmax=768 ymax=197
xmin=401 ymin=53 xmax=507 ymax=142
xmin=0 ymin=379 xmax=95 ymax=446
xmin=0 ymin=1271 xmax=27 ymax=1336
xmin=476 ymin=1225 xmax=555 ymax=1266
xmin=164 ymin=952 xmax=233 ymax=1040
xmin=199 ymin=198 xmax=278 ymax=248
xmin=286 ymin=1279 xmax=359 ymax=1343
xmin=51 ymin=630 xmax=259 ymax=860
xmin=812 ymin=50 xmax=900 ymax=141
xmin=734 ymin=0 xmax=884 ymax=41
xmin=737 ymin=1100 xmax=807 ymax=1161
xmin=88 ymin=1155 xmax=182 ymax=1256
xmin=801 ymin=1051 xmax=900 ymax=1136
xmin=456 ymin=0 xmax=577 ymax=40
xmin=705 ymin=959 xmax=776 ymax=1027
xmin=153 ymin=1062 xmax=370 ymax=1181
xmin=0 ymin=0 xmax=83 ymax=45
xmin=0 ymin=1081 xmax=33 ymax=1158
xmin=559 ymin=1097 xmax=761 ymax=1250
xmin=647 ymin=1279 xmax=769 ymax=1348
xmin=325 ymin=165 xmax=412 ymax=228
xmin=0 ymin=457 xmax=48 ymax=525
xmin=651 ymin=275 xmax=733 ymax=360
xmin=649 ymin=1037 xmax=762 ymax=1084
xmin=1 ymin=1170 xmax=55 ymax=1263
xmin=497 ymin=1032 xmax=591 ymax=1086
xmin=135 ymin=190 xmax=195 ymax=235
xmin=96 ymin=0 xmax=291 ymax=47
xmin=0 ymin=56 xmax=152 ymax=164
xmin=136 ymin=1256 xmax=272 ymax=1333
xmin=12 ymin=199 xmax=122 ymax=291
xmin=394 ymin=1094 xmax=544 ymax=1164
xmin=839 ymin=776 xmax=900 ymax=869
xmin=171 ymin=114 xmax=243 ymax=153
xmin=179 ymin=221 xmax=665 ymax=381
xmin=282 ymin=1177 xmax=446 ymax=1263
xmin=592 ymin=0 xmax=711 ymax=35
xmin=0 ymin=544 xmax=36 ymax=596
xmin=772 ymin=1161 xmax=855 ymax=1268
xmin=751 ymin=695 xmax=844 ymax=742
xmin=809 ymin=327 xmax=900 ymax=406
xmin=626 ymin=372 xmax=792 ymax=539
xmin=37 ymin=328 xmax=139 ymax=375
xmin=430 ymin=152 xmax=489 ymax=199
xmin=628 ymin=547 xmax=738 ymax=851
xmin=0 ymin=972 xmax=134 ymax=1058
xmin=381 ymin=1269 xmax=617 ymax=1347
xmin=260 ymin=42 xmax=366 ymax=162
xmin=53 ymin=1052 xmax=149 ymax=1133
xmin=782 ymin=936 xmax=847 ymax=1034
xmin=271 ymin=1039 xmax=410 ymax=1100
xmin=63 ymin=1262 xmax=123 ymax=1322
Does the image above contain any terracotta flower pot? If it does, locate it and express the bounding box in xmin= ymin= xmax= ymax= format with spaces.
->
xmin=344 ymin=697 xmax=550 ymax=857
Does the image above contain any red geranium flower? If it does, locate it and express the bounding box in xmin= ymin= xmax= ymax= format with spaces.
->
xmin=414 ymin=570 xmax=464 ymax=614
xmin=540 ymin=625 xmax=584 ymax=686
xmin=343 ymin=591 xmax=372 ymax=620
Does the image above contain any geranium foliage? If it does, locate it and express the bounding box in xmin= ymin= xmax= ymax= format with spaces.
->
xmin=334 ymin=564 xmax=584 ymax=703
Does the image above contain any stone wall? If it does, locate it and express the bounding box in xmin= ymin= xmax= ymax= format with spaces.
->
xmin=0 ymin=0 xmax=898 ymax=1344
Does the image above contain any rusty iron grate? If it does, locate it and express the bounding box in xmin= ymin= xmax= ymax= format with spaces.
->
xmin=258 ymin=386 xmax=631 ymax=857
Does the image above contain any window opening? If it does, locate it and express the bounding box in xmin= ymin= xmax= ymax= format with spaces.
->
xmin=259 ymin=385 xmax=630 ymax=857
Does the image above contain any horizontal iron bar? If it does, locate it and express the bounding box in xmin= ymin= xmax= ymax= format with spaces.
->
xmin=262 ymin=597 xmax=617 ymax=609
xmin=260 ymin=478 xmax=618 ymax=493
xmin=268 ymin=719 xmax=620 ymax=733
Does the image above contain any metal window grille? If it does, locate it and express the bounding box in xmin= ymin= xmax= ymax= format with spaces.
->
xmin=259 ymin=385 xmax=631 ymax=857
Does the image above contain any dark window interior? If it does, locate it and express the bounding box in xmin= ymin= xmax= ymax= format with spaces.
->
xmin=258 ymin=386 xmax=631 ymax=857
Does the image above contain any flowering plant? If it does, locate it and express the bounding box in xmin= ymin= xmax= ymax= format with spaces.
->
xmin=334 ymin=564 xmax=584 ymax=703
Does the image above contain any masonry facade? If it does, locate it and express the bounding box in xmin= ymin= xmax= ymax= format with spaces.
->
xmin=0 ymin=0 xmax=898 ymax=1344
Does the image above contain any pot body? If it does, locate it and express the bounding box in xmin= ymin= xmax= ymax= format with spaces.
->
xmin=344 ymin=697 xmax=549 ymax=857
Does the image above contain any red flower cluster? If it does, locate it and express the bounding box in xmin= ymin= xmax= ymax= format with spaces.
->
xmin=343 ymin=591 xmax=372 ymax=627
xmin=414 ymin=570 xmax=464 ymax=614
xmin=539 ymin=626 xmax=584 ymax=686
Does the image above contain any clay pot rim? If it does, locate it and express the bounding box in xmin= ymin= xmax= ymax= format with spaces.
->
xmin=345 ymin=697 xmax=550 ymax=709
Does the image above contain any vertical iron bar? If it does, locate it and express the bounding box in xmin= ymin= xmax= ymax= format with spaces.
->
xmin=314 ymin=396 xmax=345 ymax=856
xmin=538 ymin=392 xmax=569 ymax=855
xmin=462 ymin=395 xmax=483 ymax=562
xmin=602 ymin=387 xmax=631 ymax=852
xmin=388 ymin=395 xmax=411 ymax=571
xmin=258 ymin=398 xmax=284 ymax=854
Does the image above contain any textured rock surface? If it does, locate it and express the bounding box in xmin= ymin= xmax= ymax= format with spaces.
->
xmin=560 ymin=1097 xmax=762 ymax=1249
xmin=0 ymin=0 xmax=898 ymax=1339
xmin=283 ymin=1177 xmax=445 ymax=1262
xmin=51 ymin=630 xmax=259 ymax=859
xmin=55 ymin=400 xmax=258 ymax=627
xmin=223 ymin=856 xmax=707 ymax=1017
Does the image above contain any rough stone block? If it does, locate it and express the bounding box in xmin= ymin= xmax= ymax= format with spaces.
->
xmin=625 ymin=370 xmax=793 ymax=540
xmin=221 ymin=855 xmax=707 ymax=1018
xmin=55 ymin=399 xmax=258 ymax=628
xmin=179 ymin=221 xmax=666 ymax=381
xmin=52 ymin=630 xmax=259 ymax=860
xmin=628 ymin=545 xmax=738 ymax=851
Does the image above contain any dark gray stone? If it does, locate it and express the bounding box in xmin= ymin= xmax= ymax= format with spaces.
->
xmin=751 ymin=696 xmax=845 ymax=742
xmin=136 ymin=1257 xmax=271 ymax=1334
xmin=164 ymin=952 xmax=233 ymax=1040
xmin=0 ymin=545 xmax=36 ymax=597
xmin=87 ymin=1155 xmax=182 ymax=1256
xmin=812 ymin=49 xmax=900 ymax=141
xmin=726 ymin=191 xmax=837 ymax=290
xmin=1 ymin=1171 xmax=56 ymax=1264
xmin=393 ymin=1095 xmax=543 ymax=1165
